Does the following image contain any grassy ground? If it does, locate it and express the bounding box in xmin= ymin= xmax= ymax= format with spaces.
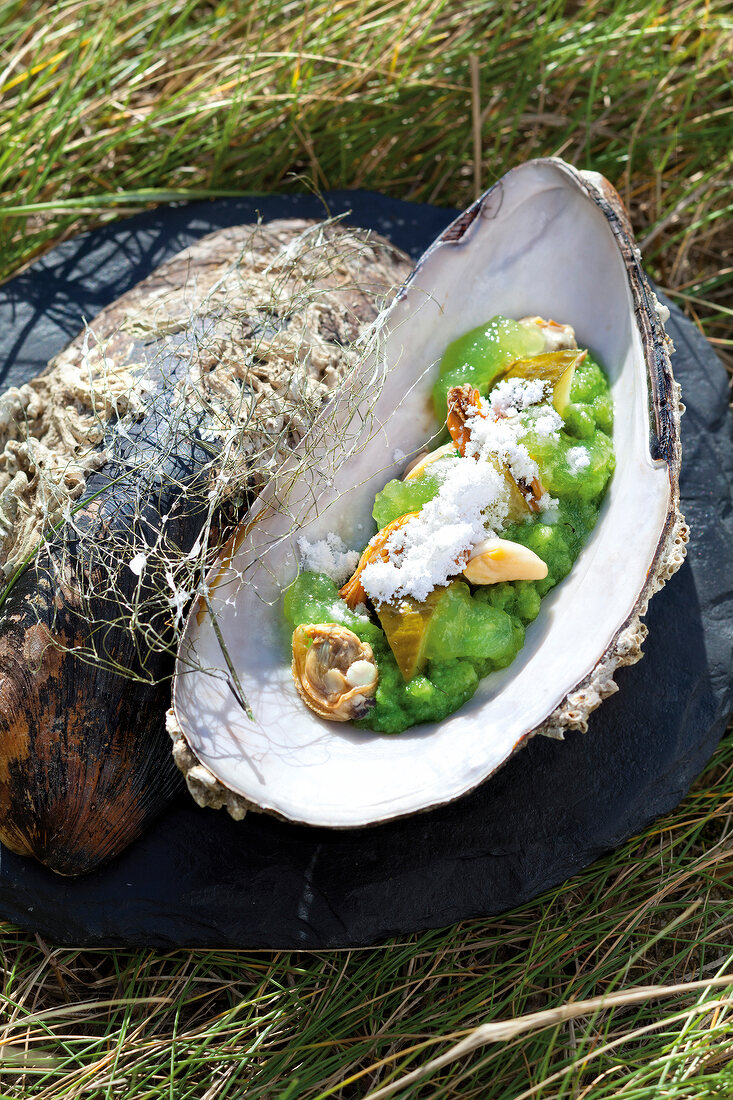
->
xmin=1 ymin=1 xmax=732 ymax=1097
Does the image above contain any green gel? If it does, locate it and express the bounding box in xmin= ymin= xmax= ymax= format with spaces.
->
xmin=284 ymin=319 xmax=615 ymax=734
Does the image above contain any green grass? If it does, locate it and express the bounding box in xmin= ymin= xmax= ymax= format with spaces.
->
xmin=0 ymin=0 xmax=731 ymax=361
xmin=2 ymin=739 xmax=733 ymax=1097
xmin=1 ymin=1 xmax=733 ymax=1097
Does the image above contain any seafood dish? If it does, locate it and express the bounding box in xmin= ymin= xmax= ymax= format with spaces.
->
xmin=170 ymin=158 xmax=687 ymax=828
xmin=286 ymin=316 xmax=614 ymax=733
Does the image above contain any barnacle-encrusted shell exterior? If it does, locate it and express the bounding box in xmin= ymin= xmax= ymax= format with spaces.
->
xmin=0 ymin=219 xmax=412 ymax=874
xmin=0 ymin=221 xmax=411 ymax=578
xmin=172 ymin=158 xmax=687 ymax=829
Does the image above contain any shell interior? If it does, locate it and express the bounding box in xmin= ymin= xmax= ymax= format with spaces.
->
xmin=173 ymin=159 xmax=681 ymax=827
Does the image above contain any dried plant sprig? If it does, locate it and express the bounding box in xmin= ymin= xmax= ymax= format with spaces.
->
xmin=0 ymin=217 xmax=413 ymax=697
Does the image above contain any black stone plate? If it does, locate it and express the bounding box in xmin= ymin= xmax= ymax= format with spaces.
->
xmin=0 ymin=194 xmax=731 ymax=948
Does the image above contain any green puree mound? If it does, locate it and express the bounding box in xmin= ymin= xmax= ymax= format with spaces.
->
xmin=284 ymin=318 xmax=615 ymax=734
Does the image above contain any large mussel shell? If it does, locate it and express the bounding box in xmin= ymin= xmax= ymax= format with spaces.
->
xmin=171 ymin=159 xmax=687 ymax=828
xmin=0 ymin=221 xmax=410 ymax=873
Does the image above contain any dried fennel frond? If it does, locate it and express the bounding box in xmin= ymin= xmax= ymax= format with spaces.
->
xmin=0 ymin=217 xmax=412 ymax=685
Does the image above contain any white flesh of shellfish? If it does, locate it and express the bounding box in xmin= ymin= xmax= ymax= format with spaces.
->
xmin=172 ymin=159 xmax=686 ymax=827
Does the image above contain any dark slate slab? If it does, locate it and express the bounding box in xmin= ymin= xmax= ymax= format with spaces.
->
xmin=0 ymin=194 xmax=731 ymax=947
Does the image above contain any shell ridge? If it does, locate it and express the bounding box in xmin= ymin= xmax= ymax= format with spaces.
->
xmin=576 ymin=167 xmax=680 ymax=469
xmin=538 ymin=509 xmax=689 ymax=741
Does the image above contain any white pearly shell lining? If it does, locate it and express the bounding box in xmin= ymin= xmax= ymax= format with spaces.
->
xmin=170 ymin=158 xmax=687 ymax=827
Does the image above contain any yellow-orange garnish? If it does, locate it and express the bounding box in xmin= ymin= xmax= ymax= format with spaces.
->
xmin=446 ymin=384 xmax=484 ymax=455
xmin=339 ymin=511 xmax=420 ymax=608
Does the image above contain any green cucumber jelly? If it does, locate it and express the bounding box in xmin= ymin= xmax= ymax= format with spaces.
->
xmin=284 ymin=317 xmax=615 ymax=733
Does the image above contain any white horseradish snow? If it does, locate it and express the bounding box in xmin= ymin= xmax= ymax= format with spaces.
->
xmin=360 ymin=458 xmax=510 ymax=605
xmin=489 ymin=377 xmax=548 ymax=417
xmin=567 ymin=445 xmax=591 ymax=472
xmin=359 ymin=382 xmax=559 ymax=606
xmin=532 ymin=411 xmax=563 ymax=437
xmin=297 ymin=532 xmax=360 ymax=585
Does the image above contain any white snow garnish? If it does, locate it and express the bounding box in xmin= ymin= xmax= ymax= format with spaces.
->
xmin=359 ymin=390 xmax=570 ymax=605
xmin=490 ymin=377 xmax=548 ymax=417
xmin=537 ymin=491 xmax=558 ymax=514
xmin=542 ymin=498 xmax=560 ymax=524
xmin=298 ymin=532 xmax=360 ymax=585
xmin=361 ymin=459 xmax=509 ymax=605
xmin=463 ymin=407 xmax=539 ymax=487
xmin=320 ymin=597 xmax=371 ymax=625
xmin=567 ymin=445 xmax=591 ymax=472
xmin=533 ymin=410 xmax=563 ymax=437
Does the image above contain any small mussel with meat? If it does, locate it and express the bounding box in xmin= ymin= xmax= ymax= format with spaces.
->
xmin=292 ymin=623 xmax=378 ymax=721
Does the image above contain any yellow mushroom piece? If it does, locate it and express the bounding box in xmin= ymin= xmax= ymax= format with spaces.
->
xmin=374 ymin=589 xmax=445 ymax=681
xmin=292 ymin=623 xmax=378 ymax=722
xmin=463 ymin=537 xmax=548 ymax=585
